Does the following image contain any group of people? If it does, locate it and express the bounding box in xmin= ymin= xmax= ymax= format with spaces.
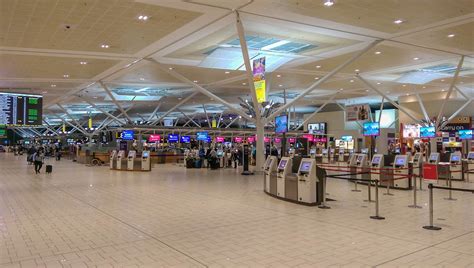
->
xmin=21 ymin=144 xmax=63 ymax=174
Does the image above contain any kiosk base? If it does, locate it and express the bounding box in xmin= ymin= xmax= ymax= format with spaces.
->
xmin=241 ymin=171 xmax=254 ymax=175
xmin=264 ymin=191 xmax=321 ymax=206
xmin=423 ymin=225 xmax=442 ymax=231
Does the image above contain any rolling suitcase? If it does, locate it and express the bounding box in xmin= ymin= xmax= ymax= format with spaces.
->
xmin=46 ymin=165 xmax=53 ymax=174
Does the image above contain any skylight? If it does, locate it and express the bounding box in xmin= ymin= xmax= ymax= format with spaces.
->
xmin=396 ymin=64 xmax=471 ymax=84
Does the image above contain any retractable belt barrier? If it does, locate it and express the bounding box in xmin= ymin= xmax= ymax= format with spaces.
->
xmin=423 ymin=183 xmax=474 ymax=231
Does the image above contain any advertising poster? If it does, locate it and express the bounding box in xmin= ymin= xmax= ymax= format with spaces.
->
xmin=345 ymin=104 xmax=370 ymax=121
xmin=253 ymin=57 xmax=266 ymax=103
xmin=275 ymin=115 xmax=288 ymax=133
xmin=403 ymin=124 xmax=420 ymax=138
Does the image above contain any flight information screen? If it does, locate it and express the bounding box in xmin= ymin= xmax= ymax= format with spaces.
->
xmin=0 ymin=92 xmax=43 ymax=126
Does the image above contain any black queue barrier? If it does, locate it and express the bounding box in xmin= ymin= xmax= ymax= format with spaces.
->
xmin=423 ymin=183 xmax=474 ymax=231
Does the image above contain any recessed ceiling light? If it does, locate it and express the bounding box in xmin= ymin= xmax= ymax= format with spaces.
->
xmin=339 ymin=88 xmax=344 ymax=91
xmin=447 ymin=34 xmax=455 ymax=38
xmin=139 ymin=77 xmax=145 ymax=81
xmin=42 ymin=91 xmax=48 ymax=94
xmin=278 ymin=84 xmax=283 ymax=87
xmin=242 ymin=82 xmax=247 ymax=85
xmin=316 ymin=65 xmax=321 ymax=68
xmin=354 ymin=69 xmax=360 ymax=72
xmin=365 ymin=89 xmax=369 ymax=92
xmin=100 ymin=44 xmax=109 ymax=48
xmin=350 ymin=79 xmax=354 ymax=83
xmin=168 ymin=67 xmax=173 ymax=70
xmin=138 ymin=15 xmax=149 ymax=21
xmin=225 ymin=71 xmax=230 ymax=74
xmin=394 ymin=19 xmax=404 ymax=24
xmin=314 ymin=77 xmax=319 ymax=80
xmin=413 ymin=57 xmax=420 ymax=60
xmin=51 ymin=84 xmax=56 ymax=87
xmin=422 ymin=86 xmax=426 ymax=88
xmin=376 ymin=82 xmax=381 ymax=85
xmin=406 ymin=93 xmax=410 ymax=96
xmin=63 ymin=74 xmax=69 ymax=78
xmin=193 ymin=80 xmax=198 ymax=83
xmin=440 ymin=79 xmax=445 ymax=82
xmin=402 ymin=84 xmax=406 ymax=87
xmin=374 ymin=51 xmax=381 ymax=55
xmin=441 ymin=89 xmax=446 ymax=92
xmin=323 ymin=0 xmax=335 ymax=7
xmin=276 ymin=74 xmax=281 ymax=78
xmin=80 ymin=61 xmax=87 ymax=65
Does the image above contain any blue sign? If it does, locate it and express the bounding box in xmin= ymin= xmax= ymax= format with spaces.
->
xmin=121 ymin=130 xmax=134 ymax=140
xmin=180 ymin=135 xmax=191 ymax=143
xmin=458 ymin=129 xmax=473 ymax=140
xmin=363 ymin=122 xmax=380 ymax=136
xmin=168 ymin=134 xmax=179 ymax=143
xmin=420 ymin=126 xmax=436 ymax=138
xmin=275 ymin=115 xmax=288 ymax=134
xmin=196 ymin=132 xmax=208 ymax=141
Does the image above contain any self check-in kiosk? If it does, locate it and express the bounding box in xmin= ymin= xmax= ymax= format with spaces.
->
xmin=411 ymin=152 xmax=423 ymax=180
xmin=297 ymin=159 xmax=318 ymax=204
xmin=348 ymin=153 xmax=358 ymax=180
xmin=264 ymin=156 xmax=278 ymax=195
xmin=449 ymin=152 xmax=462 ymax=180
xmin=329 ymin=148 xmax=335 ymax=163
xmin=393 ymin=155 xmax=410 ymax=188
xmin=110 ymin=150 xmax=117 ymax=169
xmin=277 ymin=157 xmax=292 ymax=198
xmin=428 ymin=152 xmax=440 ymax=164
xmin=141 ymin=151 xmax=151 ymax=171
xmin=309 ymin=148 xmax=317 ymax=158
xmin=338 ymin=148 xmax=345 ymax=163
xmin=355 ymin=154 xmax=369 ymax=180
xmin=467 ymin=152 xmax=474 ymax=181
xmin=370 ymin=154 xmax=384 ymax=181
xmin=322 ymin=149 xmax=329 ymax=164
xmin=116 ymin=150 xmax=126 ymax=170
xmin=127 ymin=150 xmax=136 ymax=170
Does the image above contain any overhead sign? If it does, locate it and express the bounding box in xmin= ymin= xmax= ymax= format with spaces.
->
xmin=0 ymin=92 xmax=43 ymax=126
xmin=253 ymin=57 xmax=266 ymax=103
xmin=148 ymin=134 xmax=161 ymax=142
xmin=345 ymin=104 xmax=370 ymax=121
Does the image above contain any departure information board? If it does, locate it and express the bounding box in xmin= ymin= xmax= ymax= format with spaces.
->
xmin=0 ymin=92 xmax=43 ymax=126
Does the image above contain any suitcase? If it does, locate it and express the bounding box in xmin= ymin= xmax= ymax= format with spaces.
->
xmin=46 ymin=165 xmax=53 ymax=174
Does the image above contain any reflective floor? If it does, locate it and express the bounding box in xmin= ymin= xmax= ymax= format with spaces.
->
xmin=0 ymin=153 xmax=473 ymax=267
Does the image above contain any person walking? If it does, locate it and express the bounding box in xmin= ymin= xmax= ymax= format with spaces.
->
xmin=33 ymin=149 xmax=45 ymax=174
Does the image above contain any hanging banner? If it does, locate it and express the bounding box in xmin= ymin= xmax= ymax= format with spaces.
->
xmin=62 ymin=123 xmax=66 ymax=133
xmin=211 ymin=119 xmax=217 ymax=128
xmin=88 ymin=117 xmax=92 ymax=129
xmin=253 ymin=57 xmax=266 ymax=103
xmin=345 ymin=104 xmax=370 ymax=121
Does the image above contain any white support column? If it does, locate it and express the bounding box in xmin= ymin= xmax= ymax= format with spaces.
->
xmin=415 ymin=93 xmax=430 ymax=122
xmin=378 ymin=97 xmax=385 ymax=123
xmin=264 ymin=40 xmax=382 ymax=124
xmin=98 ymin=81 xmax=133 ymax=124
xmin=147 ymin=103 xmax=162 ymax=121
xmin=357 ymin=75 xmax=421 ymax=124
xmin=146 ymin=58 xmax=254 ymax=122
xmin=436 ymin=56 xmax=464 ymax=128
xmin=179 ymin=110 xmax=200 ymax=128
xmin=440 ymin=98 xmax=473 ymax=129
xmin=216 ymin=112 xmax=223 ymax=128
xmin=225 ymin=117 xmax=239 ymax=128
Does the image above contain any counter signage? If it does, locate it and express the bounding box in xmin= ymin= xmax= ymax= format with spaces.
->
xmin=234 ymin=137 xmax=243 ymax=143
xmin=215 ymin=136 xmax=225 ymax=143
xmin=273 ymin=137 xmax=281 ymax=143
xmin=247 ymin=136 xmax=255 ymax=143
xmin=148 ymin=134 xmax=161 ymax=142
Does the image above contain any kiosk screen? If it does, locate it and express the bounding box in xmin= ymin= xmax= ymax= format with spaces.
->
xmin=322 ymin=149 xmax=328 ymax=154
xmin=372 ymin=156 xmax=381 ymax=164
xmin=310 ymin=149 xmax=316 ymax=154
xmin=451 ymin=155 xmax=460 ymax=162
xmin=430 ymin=154 xmax=438 ymax=161
xmin=361 ymin=148 xmax=368 ymax=154
xmin=278 ymin=160 xmax=287 ymax=170
xmin=142 ymin=151 xmax=149 ymax=158
xmin=357 ymin=155 xmax=364 ymax=163
xmin=395 ymin=157 xmax=406 ymax=166
xmin=468 ymin=152 xmax=474 ymax=160
xmin=300 ymin=161 xmax=311 ymax=173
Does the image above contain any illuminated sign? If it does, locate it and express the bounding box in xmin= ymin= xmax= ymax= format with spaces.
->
xmin=253 ymin=57 xmax=266 ymax=103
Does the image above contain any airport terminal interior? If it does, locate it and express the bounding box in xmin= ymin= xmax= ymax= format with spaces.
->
xmin=0 ymin=0 xmax=473 ymax=267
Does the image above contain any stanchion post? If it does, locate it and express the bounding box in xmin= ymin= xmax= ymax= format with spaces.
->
xmin=318 ymin=176 xmax=330 ymax=209
xmin=444 ymin=173 xmax=457 ymax=201
xmin=408 ymin=174 xmax=422 ymax=208
xmin=384 ymin=178 xmax=394 ymax=196
xmin=352 ymin=180 xmax=361 ymax=192
xmin=419 ymin=176 xmax=424 ymax=191
xmin=370 ymin=180 xmax=385 ymax=220
xmin=423 ymin=183 xmax=442 ymax=230
xmin=364 ymin=179 xmax=374 ymax=202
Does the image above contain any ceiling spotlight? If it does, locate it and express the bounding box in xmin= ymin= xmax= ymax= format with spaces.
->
xmin=339 ymin=88 xmax=344 ymax=91
xmin=225 ymin=71 xmax=230 ymax=74
xmin=276 ymin=74 xmax=281 ymax=78
xmin=406 ymin=93 xmax=410 ymax=96
xmin=441 ymin=79 xmax=445 ymax=82
xmin=402 ymin=84 xmax=406 ymax=87
xmin=447 ymin=34 xmax=455 ymax=38
xmin=242 ymin=82 xmax=247 ymax=85
xmin=80 ymin=61 xmax=87 ymax=65
xmin=139 ymin=77 xmax=145 ymax=81
xmin=138 ymin=15 xmax=149 ymax=21
xmin=193 ymin=80 xmax=198 ymax=83
xmin=376 ymin=82 xmax=381 ymax=85
xmin=316 ymin=65 xmax=321 ymax=68
xmin=394 ymin=19 xmax=404 ymax=24
xmin=314 ymin=77 xmax=319 ymax=80
xmin=63 ymin=74 xmax=69 ymax=78
xmin=249 ymin=115 xmax=253 ymax=118
xmin=51 ymin=84 xmax=56 ymax=87
xmin=239 ymin=115 xmax=242 ymax=119
xmin=229 ymin=117 xmax=232 ymax=120
xmin=365 ymin=89 xmax=369 ymax=92
xmin=278 ymin=84 xmax=283 ymax=87
xmin=42 ymin=91 xmax=48 ymax=94
xmin=441 ymin=89 xmax=446 ymax=92
xmin=374 ymin=51 xmax=381 ymax=55
xmin=323 ymin=0 xmax=335 ymax=7
xmin=422 ymin=86 xmax=426 ymax=88
xmin=350 ymin=79 xmax=354 ymax=83
xmin=168 ymin=67 xmax=173 ymax=70
xmin=354 ymin=69 xmax=360 ymax=72
xmin=413 ymin=57 xmax=420 ymax=60
xmin=100 ymin=44 xmax=109 ymax=48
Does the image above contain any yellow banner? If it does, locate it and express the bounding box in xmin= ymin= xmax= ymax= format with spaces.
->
xmin=88 ymin=118 xmax=92 ymax=129
xmin=211 ymin=119 xmax=217 ymax=128
xmin=62 ymin=123 xmax=66 ymax=133
xmin=254 ymin=80 xmax=266 ymax=103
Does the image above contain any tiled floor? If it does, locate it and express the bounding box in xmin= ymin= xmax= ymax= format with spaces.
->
xmin=0 ymin=153 xmax=473 ymax=268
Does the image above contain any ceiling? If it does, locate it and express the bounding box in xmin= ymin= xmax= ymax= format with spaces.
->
xmin=0 ymin=0 xmax=472 ymax=128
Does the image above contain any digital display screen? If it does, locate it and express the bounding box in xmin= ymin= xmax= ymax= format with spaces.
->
xmin=307 ymin=122 xmax=327 ymax=135
xmin=372 ymin=156 xmax=381 ymax=164
xmin=163 ymin=119 xmax=173 ymax=127
xmin=142 ymin=151 xmax=149 ymax=158
xmin=403 ymin=124 xmax=420 ymax=138
xmin=168 ymin=134 xmax=179 ymax=143
xmin=430 ymin=154 xmax=439 ymax=161
xmin=468 ymin=152 xmax=474 ymax=160
xmin=300 ymin=161 xmax=311 ymax=172
xmin=420 ymin=126 xmax=436 ymax=138
xmin=361 ymin=148 xmax=368 ymax=154
xmin=148 ymin=134 xmax=160 ymax=142
xmin=458 ymin=129 xmax=473 ymax=139
xmin=215 ymin=136 xmax=225 ymax=143
xmin=278 ymin=160 xmax=287 ymax=169
xmin=357 ymin=155 xmax=364 ymax=162
xmin=322 ymin=149 xmax=328 ymax=154
xmin=121 ymin=130 xmax=134 ymax=140
xmin=395 ymin=157 xmax=406 ymax=166
xmin=288 ymin=137 xmax=296 ymax=143
xmin=275 ymin=115 xmax=288 ymax=133
xmin=234 ymin=137 xmax=243 ymax=143
xmin=310 ymin=149 xmax=316 ymax=154
xmin=273 ymin=137 xmax=281 ymax=143
xmin=180 ymin=136 xmax=190 ymax=143
xmin=341 ymin=135 xmax=352 ymax=141
xmin=0 ymin=92 xmax=43 ymax=126
xmin=451 ymin=155 xmax=460 ymax=162
xmin=196 ymin=132 xmax=208 ymax=141
xmin=247 ymin=136 xmax=255 ymax=143
xmin=363 ymin=122 xmax=380 ymax=136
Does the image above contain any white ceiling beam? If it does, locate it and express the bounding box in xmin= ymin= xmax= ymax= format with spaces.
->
xmin=150 ymin=92 xmax=199 ymax=125
xmin=415 ymin=93 xmax=430 ymax=122
xmin=0 ymin=46 xmax=135 ymax=61
xmin=436 ymin=56 xmax=464 ymax=127
xmin=98 ymin=81 xmax=133 ymax=124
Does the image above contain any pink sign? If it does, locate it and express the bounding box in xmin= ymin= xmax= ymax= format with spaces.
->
xmin=215 ymin=136 xmax=225 ymax=143
xmin=314 ymin=137 xmax=327 ymax=143
xmin=303 ymin=134 xmax=314 ymax=142
xmin=234 ymin=137 xmax=243 ymax=143
xmin=247 ymin=136 xmax=255 ymax=143
xmin=288 ymin=137 xmax=296 ymax=143
xmin=273 ymin=137 xmax=282 ymax=143
xmin=264 ymin=137 xmax=271 ymax=143
xmin=148 ymin=135 xmax=161 ymax=142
